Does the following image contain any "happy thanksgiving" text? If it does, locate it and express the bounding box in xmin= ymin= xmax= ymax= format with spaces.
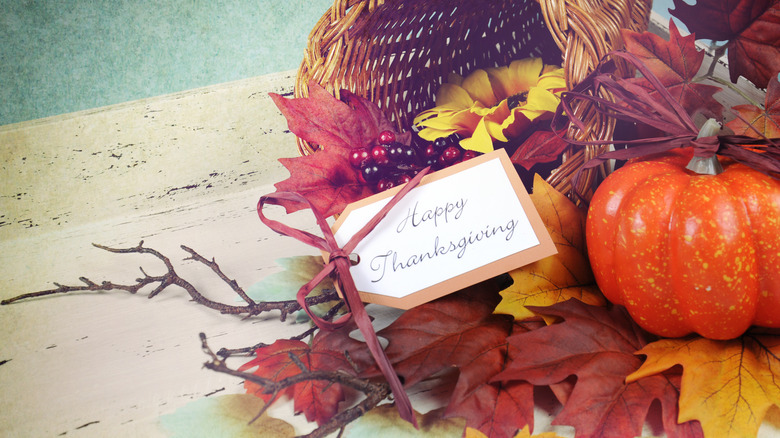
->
xmin=369 ymin=198 xmax=519 ymax=282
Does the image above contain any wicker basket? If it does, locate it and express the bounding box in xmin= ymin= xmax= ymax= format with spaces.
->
xmin=294 ymin=0 xmax=652 ymax=201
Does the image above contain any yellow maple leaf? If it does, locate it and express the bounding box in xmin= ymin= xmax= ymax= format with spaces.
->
xmin=627 ymin=334 xmax=780 ymax=438
xmin=494 ymin=174 xmax=605 ymax=321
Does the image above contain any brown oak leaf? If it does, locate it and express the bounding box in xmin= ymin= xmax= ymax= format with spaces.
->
xmin=621 ymin=20 xmax=723 ymax=119
xmin=628 ymin=333 xmax=780 ymax=438
xmin=494 ymin=300 xmax=703 ymax=438
xmin=726 ymin=73 xmax=780 ymax=138
xmin=273 ymin=150 xmax=374 ymax=218
xmin=447 ymin=380 xmax=536 ymax=438
xmin=669 ymin=0 xmax=780 ymax=87
xmin=494 ymin=175 xmax=604 ymax=322
xmin=344 ymin=284 xmax=533 ymax=438
xmin=443 ymin=320 xmax=546 ymax=438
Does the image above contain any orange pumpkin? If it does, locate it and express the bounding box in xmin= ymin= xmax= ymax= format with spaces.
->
xmin=586 ymin=152 xmax=780 ymax=339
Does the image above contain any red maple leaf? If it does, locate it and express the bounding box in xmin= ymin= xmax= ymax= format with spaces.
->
xmin=238 ymin=338 xmax=354 ymax=425
xmin=273 ymin=150 xmax=374 ymax=218
xmin=621 ymin=20 xmax=723 ymax=119
xmin=510 ymin=129 xmax=570 ymax=171
xmin=271 ymin=83 xmax=402 ymax=155
xmin=726 ymin=73 xmax=780 ymax=138
xmin=669 ymin=0 xmax=780 ymax=87
xmin=493 ymin=300 xmax=704 ymax=438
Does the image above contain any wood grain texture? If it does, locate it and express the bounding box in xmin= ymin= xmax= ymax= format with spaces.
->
xmin=0 ymin=70 xmax=328 ymax=437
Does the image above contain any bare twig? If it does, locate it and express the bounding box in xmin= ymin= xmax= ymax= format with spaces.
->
xmin=1 ymin=242 xmax=341 ymax=323
xmin=200 ymin=333 xmax=390 ymax=438
xmin=216 ymin=301 xmax=345 ymax=358
xmin=181 ymin=244 xmax=256 ymax=305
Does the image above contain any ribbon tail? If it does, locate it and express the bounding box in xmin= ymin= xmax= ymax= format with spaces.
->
xmin=336 ymin=259 xmax=417 ymax=428
xmin=295 ymin=261 xmax=353 ymax=330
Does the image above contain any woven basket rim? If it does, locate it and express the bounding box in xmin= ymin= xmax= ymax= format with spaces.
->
xmin=294 ymin=0 xmax=653 ymax=202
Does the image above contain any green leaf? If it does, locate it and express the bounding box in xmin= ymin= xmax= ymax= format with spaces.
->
xmin=159 ymin=394 xmax=294 ymax=438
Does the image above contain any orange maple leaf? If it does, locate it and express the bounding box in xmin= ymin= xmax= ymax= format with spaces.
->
xmin=494 ymin=175 xmax=605 ymax=321
xmin=627 ymin=333 xmax=780 ymax=438
xmin=726 ymin=74 xmax=780 ymax=139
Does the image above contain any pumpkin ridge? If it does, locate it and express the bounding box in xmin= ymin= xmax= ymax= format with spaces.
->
xmin=587 ymin=154 xmax=780 ymax=339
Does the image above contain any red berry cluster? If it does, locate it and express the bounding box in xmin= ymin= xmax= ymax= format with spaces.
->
xmin=349 ymin=130 xmax=480 ymax=192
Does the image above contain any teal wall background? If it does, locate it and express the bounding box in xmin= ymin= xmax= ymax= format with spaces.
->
xmin=0 ymin=0 xmax=333 ymax=126
xmin=1 ymin=0 xmax=676 ymax=126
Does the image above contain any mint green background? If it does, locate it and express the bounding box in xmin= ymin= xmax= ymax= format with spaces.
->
xmin=0 ymin=0 xmax=333 ymax=126
xmin=1 ymin=0 xmax=675 ymax=126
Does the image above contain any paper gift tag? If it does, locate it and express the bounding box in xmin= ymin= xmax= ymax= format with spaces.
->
xmin=331 ymin=148 xmax=557 ymax=309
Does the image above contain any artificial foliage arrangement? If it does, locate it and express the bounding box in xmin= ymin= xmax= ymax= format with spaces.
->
xmin=3 ymin=1 xmax=780 ymax=438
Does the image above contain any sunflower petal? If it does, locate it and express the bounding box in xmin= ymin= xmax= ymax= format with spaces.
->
xmin=435 ymin=83 xmax=475 ymax=108
xmin=417 ymin=108 xmax=482 ymax=132
xmin=537 ymin=68 xmax=566 ymax=93
xmin=500 ymin=109 xmax=533 ymax=139
xmin=461 ymin=69 xmax=498 ymax=107
xmin=413 ymin=104 xmax=464 ymax=125
xmin=446 ymin=72 xmax=464 ymax=87
xmin=417 ymin=126 xmax=458 ymax=141
xmin=460 ymin=119 xmax=496 ymax=154
xmin=508 ymin=58 xmax=544 ymax=94
xmin=485 ymin=66 xmax=513 ymax=101
xmin=481 ymin=100 xmax=512 ymax=142
xmin=523 ymin=87 xmax=561 ymax=115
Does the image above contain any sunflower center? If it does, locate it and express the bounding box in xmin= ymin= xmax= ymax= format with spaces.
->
xmin=507 ymin=91 xmax=529 ymax=109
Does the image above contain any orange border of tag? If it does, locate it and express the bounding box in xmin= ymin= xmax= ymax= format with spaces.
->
xmin=328 ymin=148 xmax=557 ymax=309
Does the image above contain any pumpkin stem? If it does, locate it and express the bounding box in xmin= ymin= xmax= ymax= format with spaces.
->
xmin=686 ymin=118 xmax=724 ymax=175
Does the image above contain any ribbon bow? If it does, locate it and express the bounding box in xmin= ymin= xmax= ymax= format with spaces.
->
xmin=257 ymin=166 xmax=431 ymax=427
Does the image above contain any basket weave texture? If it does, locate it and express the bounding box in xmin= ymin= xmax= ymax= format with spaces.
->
xmin=294 ymin=0 xmax=652 ymax=200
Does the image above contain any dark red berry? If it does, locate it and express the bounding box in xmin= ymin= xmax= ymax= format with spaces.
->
xmin=370 ymin=145 xmax=390 ymax=166
xmin=378 ymin=130 xmax=396 ymax=145
xmin=395 ymin=173 xmax=412 ymax=185
xmin=387 ymin=144 xmax=405 ymax=163
xmin=439 ymin=146 xmax=462 ymax=166
xmin=362 ymin=165 xmax=382 ymax=183
xmin=376 ymin=178 xmax=395 ymax=192
xmin=400 ymin=146 xmax=417 ymax=163
xmin=349 ymin=147 xmax=372 ymax=169
xmin=461 ymin=150 xmax=480 ymax=161
xmin=421 ymin=142 xmax=437 ymax=158
xmin=433 ymin=137 xmax=448 ymax=151
xmin=422 ymin=157 xmax=438 ymax=168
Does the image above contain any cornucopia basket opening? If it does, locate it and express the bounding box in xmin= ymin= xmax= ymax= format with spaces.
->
xmin=293 ymin=0 xmax=653 ymax=202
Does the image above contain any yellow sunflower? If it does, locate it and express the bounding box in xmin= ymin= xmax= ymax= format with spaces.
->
xmin=413 ymin=57 xmax=566 ymax=153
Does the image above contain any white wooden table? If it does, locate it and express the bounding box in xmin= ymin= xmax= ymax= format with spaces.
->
xmin=0 ymin=70 xmax=341 ymax=437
